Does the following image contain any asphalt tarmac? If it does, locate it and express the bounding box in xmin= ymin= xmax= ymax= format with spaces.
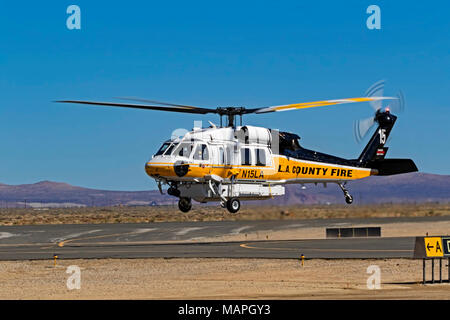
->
xmin=1 ymin=216 xmax=447 ymax=260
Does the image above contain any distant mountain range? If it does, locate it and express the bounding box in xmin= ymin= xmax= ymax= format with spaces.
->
xmin=0 ymin=172 xmax=448 ymax=208
xmin=0 ymin=181 xmax=174 ymax=208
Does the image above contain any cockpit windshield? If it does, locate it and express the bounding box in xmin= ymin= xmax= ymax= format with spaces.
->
xmin=154 ymin=142 xmax=178 ymax=156
xmin=155 ymin=142 xmax=171 ymax=156
xmin=165 ymin=143 xmax=177 ymax=156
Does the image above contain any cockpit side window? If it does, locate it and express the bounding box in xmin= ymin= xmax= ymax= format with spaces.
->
xmin=193 ymin=144 xmax=209 ymax=160
xmin=174 ymin=143 xmax=194 ymax=158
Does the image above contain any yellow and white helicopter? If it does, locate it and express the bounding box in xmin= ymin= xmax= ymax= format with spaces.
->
xmin=58 ymin=83 xmax=417 ymax=213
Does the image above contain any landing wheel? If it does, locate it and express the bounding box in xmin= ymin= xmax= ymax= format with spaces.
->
xmin=345 ymin=194 xmax=353 ymax=204
xmin=226 ymin=198 xmax=240 ymax=214
xmin=178 ymin=197 xmax=192 ymax=213
xmin=338 ymin=183 xmax=353 ymax=205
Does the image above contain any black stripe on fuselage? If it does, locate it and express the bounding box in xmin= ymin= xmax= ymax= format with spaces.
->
xmin=280 ymin=147 xmax=359 ymax=167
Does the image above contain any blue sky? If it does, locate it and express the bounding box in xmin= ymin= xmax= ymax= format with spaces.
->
xmin=0 ymin=1 xmax=449 ymax=190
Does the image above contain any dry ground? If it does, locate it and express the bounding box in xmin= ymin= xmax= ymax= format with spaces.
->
xmin=0 ymin=258 xmax=448 ymax=300
xmin=0 ymin=203 xmax=449 ymax=226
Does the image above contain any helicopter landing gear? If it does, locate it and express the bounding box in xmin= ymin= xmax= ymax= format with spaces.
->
xmin=178 ymin=197 xmax=192 ymax=213
xmin=345 ymin=194 xmax=353 ymax=204
xmin=226 ymin=198 xmax=240 ymax=214
xmin=337 ymin=183 xmax=353 ymax=204
xmin=167 ymin=186 xmax=180 ymax=197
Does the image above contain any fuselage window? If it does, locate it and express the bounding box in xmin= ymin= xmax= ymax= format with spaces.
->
xmin=193 ymin=144 xmax=209 ymax=160
xmin=226 ymin=147 xmax=232 ymax=165
xmin=241 ymin=148 xmax=252 ymax=165
xmin=218 ymin=147 xmax=225 ymax=165
xmin=255 ymin=148 xmax=267 ymax=166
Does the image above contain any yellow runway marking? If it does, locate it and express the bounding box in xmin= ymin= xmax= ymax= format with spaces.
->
xmin=57 ymin=231 xmax=148 ymax=247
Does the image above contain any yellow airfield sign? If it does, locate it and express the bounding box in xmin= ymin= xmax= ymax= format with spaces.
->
xmin=424 ymin=237 xmax=444 ymax=257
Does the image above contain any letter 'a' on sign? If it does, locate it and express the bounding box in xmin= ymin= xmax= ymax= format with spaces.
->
xmin=424 ymin=237 xmax=444 ymax=257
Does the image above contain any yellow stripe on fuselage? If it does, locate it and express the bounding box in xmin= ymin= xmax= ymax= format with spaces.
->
xmin=145 ymin=156 xmax=373 ymax=182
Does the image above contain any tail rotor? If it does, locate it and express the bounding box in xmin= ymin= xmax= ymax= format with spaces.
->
xmin=353 ymin=80 xmax=405 ymax=143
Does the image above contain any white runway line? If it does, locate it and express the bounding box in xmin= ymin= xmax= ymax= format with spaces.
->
xmin=50 ymin=229 xmax=102 ymax=243
xmin=230 ymin=226 xmax=252 ymax=234
xmin=132 ymin=228 xmax=158 ymax=234
xmin=174 ymin=227 xmax=207 ymax=236
xmin=0 ymin=232 xmax=19 ymax=240
xmin=189 ymin=237 xmax=206 ymax=241
xmin=116 ymin=228 xmax=158 ymax=241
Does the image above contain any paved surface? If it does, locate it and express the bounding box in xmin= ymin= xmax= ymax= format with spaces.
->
xmin=0 ymin=238 xmax=416 ymax=260
xmin=0 ymin=216 xmax=445 ymax=260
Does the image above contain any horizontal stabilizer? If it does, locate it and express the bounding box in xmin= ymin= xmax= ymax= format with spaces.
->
xmin=370 ymin=159 xmax=418 ymax=176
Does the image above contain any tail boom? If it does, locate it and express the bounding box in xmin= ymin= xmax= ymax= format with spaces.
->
xmin=357 ymin=110 xmax=418 ymax=176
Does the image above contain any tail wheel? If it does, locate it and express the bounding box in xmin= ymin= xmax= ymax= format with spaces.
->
xmin=178 ymin=197 xmax=192 ymax=213
xmin=345 ymin=194 xmax=353 ymax=204
xmin=338 ymin=183 xmax=353 ymax=205
xmin=226 ymin=198 xmax=240 ymax=214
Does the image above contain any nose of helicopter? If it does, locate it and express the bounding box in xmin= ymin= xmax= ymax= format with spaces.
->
xmin=145 ymin=157 xmax=191 ymax=178
xmin=145 ymin=158 xmax=175 ymax=178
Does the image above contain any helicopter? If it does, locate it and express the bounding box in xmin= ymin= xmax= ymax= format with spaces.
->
xmin=58 ymin=82 xmax=418 ymax=213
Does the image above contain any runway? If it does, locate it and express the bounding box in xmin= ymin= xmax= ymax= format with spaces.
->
xmin=1 ymin=216 xmax=442 ymax=260
xmin=0 ymin=237 xmax=416 ymax=260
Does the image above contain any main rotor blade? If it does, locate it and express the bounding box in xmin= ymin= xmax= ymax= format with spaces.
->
xmin=388 ymin=90 xmax=405 ymax=114
xmin=365 ymin=79 xmax=385 ymax=111
xmin=251 ymin=96 xmax=396 ymax=114
xmin=114 ymin=97 xmax=212 ymax=109
xmin=56 ymin=100 xmax=216 ymax=114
